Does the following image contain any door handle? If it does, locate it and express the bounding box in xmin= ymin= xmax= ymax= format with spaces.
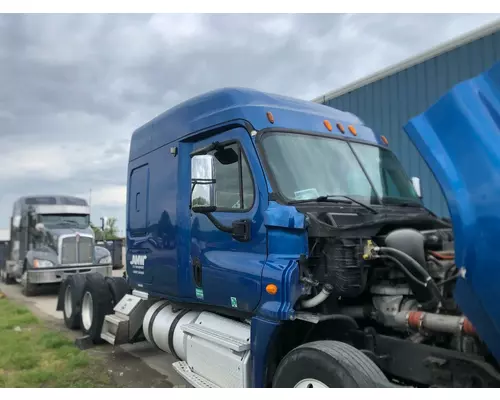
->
xmin=193 ymin=257 xmax=202 ymax=287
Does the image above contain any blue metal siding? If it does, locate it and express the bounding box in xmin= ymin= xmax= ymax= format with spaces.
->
xmin=323 ymin=31 xmax=500 ymax=217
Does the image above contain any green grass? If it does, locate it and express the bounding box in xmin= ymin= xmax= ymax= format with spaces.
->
xmin=0 ymin=296 xmax=113 ymax=388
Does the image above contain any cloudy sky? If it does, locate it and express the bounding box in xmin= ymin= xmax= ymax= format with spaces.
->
xmin=0 ymin=13 xmax=499 ymax=239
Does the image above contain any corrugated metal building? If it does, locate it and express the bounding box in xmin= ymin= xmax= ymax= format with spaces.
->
xmin=313 ymin=19 xmax=500 ymax=217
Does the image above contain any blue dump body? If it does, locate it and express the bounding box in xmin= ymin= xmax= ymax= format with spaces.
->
xmin=404 ymin=61 xmax=500 ymax=362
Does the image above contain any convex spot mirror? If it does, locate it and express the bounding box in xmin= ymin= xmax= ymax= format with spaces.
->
xmin=214 ymin=147 xmax=238 ymax=165
xmin=12 ymin=215 xmax=21 ymax=229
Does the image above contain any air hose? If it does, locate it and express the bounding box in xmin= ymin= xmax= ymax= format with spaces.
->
xmin=376 ymin=246 xmax=444 ymax=305
xmin=301 ymin=284 xmax=333 ymax=309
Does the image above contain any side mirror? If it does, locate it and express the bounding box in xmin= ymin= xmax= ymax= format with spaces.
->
xmin=35 ymin=222 xmax=45 ymax=232
xmin=191 ymin=154 xmax=216 ymax=212
xmin=411 ymin=177 xmax=423 ymax=199
xmin=12 ymin=215 xmax=21 ymax=229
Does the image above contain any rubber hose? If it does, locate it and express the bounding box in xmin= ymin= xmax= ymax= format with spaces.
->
xmin=378 ymin=247 xmax=444 ymax=304
xmin=377 ymin=255 xmax=427 ymax=288
xmin=301 ymin=284 xmax=333 ymax=309
xmin=378 ymin=247 xmax=429 ymax=279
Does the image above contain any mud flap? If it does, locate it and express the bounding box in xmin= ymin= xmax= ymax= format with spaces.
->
xmin=403 ymin=61 xmax=500 ymax=362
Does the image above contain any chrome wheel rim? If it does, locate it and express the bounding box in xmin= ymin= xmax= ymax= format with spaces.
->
xmin=64 ymin=285 xmax=72 ymax=318
xmin=294 ymin=379 xmax=329 ymax=388
xmin=81 ymin=291 xmax=93 ymax=330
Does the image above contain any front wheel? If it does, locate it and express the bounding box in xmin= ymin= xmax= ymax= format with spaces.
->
xmin=272 ymin=340 xmax=390 ymax=388
xmin=21 ymin=270 xmax=37 ymax=297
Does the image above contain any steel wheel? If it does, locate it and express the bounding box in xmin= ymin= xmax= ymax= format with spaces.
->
xmin=64 ymin=284 xmax=73 ymax=318
xmin=20 ymin=270 xmax=36 ymax=296
xmin=294 ymin=379 xmax=329 ymax=388
xmin=81 ymin=291 xmax=94 ymax=331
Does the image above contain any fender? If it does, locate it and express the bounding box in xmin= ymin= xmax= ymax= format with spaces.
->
xmin=94 ymin=245 xmax=112 ymax=264
xmin=404 ymin=61 xmax=500 ymax=362
xmin=23 ymin=248 xmax=59 ymax=273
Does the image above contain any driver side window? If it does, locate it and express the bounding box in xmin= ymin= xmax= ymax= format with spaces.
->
xmin=210 ymin=142 xmax=254 ymax=211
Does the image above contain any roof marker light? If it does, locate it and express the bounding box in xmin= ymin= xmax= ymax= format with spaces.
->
xmin=381 ymin=135 xmax=389 ymax=145
xmin=266 ymin=112 xmax=274 ymax=124
xmin=336 ymin=123 xmax=345 ymax=133
xmin=324 ymin=120 xmax=333 ymax=131
xmin=348 ymin=125 xmax=357 ymax=136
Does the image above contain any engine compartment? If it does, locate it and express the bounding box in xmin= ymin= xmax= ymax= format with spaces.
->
xmin=297 ymin=209 xmax=495 ymax=364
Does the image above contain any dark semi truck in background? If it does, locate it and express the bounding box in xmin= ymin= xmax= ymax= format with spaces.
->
xmin=0 ymin=195 xmax=112 ymax=296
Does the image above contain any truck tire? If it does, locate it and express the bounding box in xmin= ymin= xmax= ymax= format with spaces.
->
xmin=1 ymin=266 xmax=15 ymax=285
xmin=80 ymin=273 xmax=114 ymax=344
xmin=61 ymin=274 xmax=86 ymax=330
xmin=105 ymin=276 xmax=129 ymax=306
xmin=272 ymin=340 xmax=390 ymax=388
xmin=21 ymin=269 xmax=37 ymax=297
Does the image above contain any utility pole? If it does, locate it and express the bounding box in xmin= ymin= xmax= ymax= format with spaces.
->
xmin=100 ymin=217 xmax=107 ymax=240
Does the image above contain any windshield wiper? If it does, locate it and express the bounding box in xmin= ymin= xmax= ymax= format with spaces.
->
xmin=317 ymin=195 xmax=378 ymax=214
xmin=290 ymin=197 xmax=352 ymax=205
xmin=290 ymin=194 xmax=378 ymax=214
xmin=389 ymin=201 xmax=440 ymax=218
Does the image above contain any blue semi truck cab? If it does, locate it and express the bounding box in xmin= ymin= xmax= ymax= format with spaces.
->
xmin=58 ymin=62 xmax=500 ymax=388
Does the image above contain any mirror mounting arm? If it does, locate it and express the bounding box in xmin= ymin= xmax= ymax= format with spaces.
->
xmin=205 ymin=212 xmax=233 ymax=234
xmin=190 ymin=141 xmax=221 ymax=158
xmin=191 ymin=206 xmax=232 ymax=233
xmin=191 ymin=206 xmax=233 ymax=234
xmin=191 ymin=207 xmax=251 ymax=241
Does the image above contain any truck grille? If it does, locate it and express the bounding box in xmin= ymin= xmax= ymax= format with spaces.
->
xmin=60 ymin=236 xmax=94 ymax=265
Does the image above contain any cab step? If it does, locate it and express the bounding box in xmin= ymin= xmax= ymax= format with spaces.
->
xmin=100 ymin=293 xmax=151 ymax=345
xmin=172 ymin=361 xmax=219 ymax=388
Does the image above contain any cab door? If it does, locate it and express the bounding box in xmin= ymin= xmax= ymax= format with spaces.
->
xmin=189 ymin=127 xmax=267 ymax=313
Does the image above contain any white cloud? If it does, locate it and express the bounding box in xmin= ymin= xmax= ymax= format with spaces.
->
xmin=0 ymin=141 xmax=127 ymax=181
xmin=0 ymin=13 xmax=499 ymax=235
xmin=87 ymin=184 xmax=127 ymax=208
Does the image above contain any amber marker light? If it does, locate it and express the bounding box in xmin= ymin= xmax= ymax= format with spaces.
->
xmin=266 ymin=284 xmax=278 ymax=295
xmin=266 ymin=111 xmax=275 ymax=124
xmin=348 ymin=125 xmax=357 ymax=136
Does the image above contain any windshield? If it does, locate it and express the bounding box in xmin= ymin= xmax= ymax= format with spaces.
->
xmin=38 ymin=214 xmax=90 ymax=229
xmin=259 ymin=132 xmax=420 ymax=205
